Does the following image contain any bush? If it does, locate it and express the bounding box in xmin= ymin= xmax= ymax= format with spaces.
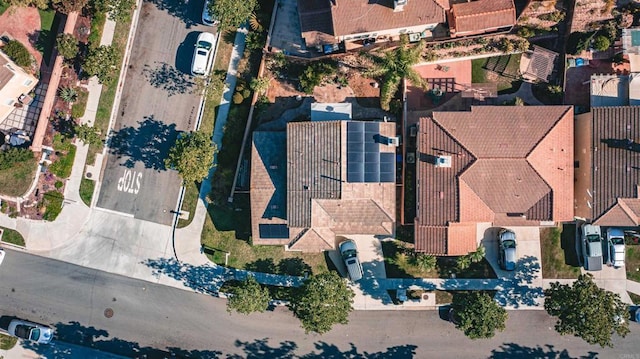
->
xmin=59 ymin=86 xmax=78 ymax=103
xmin=593 ymin=35 xmax=611 ymax=51
xmin=299 ymin=62 xmax=336 ymax=94
xmin=56 ymin=33 xmax=79 ymax=60
xmin=2 ymin=40 xmax=32 ymax=68
xmin=538 ymin=10 xmax=565 ymax=22
xmin=567 ymin=32 xmax=592 ymax=55
xmin=232 ymin=91 xmax=244 ymax=104
xmin=42 ymin=191 xmax=64 ymax=221
xmin=54 ymin=180 xmax=64 ymax=189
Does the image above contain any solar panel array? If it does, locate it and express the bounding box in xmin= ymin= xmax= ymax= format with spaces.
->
xmin=347 ymin=122 xmax=395 ymax=183
xmin=258 ymin=224 xmax=290 ymax=239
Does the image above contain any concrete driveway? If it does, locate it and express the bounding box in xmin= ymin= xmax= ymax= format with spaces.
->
xmin=95 ymin=0 xmax=217 ymax=225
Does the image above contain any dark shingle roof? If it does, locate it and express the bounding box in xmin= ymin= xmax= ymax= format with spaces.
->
xmin=287 ymin=122 xmax=342 ymax=228
xmin=591 ymin=107 xmax=640 ymax=222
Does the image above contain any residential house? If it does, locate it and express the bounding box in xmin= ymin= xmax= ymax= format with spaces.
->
xmin=590 ymin=106 xmax=640 ymax=227
xmin=297 ymin=0 xmax=447 ymax=49
xmin=0 ymin=49 xmax=38 ymax=124
xmin=447 ymin=0 xmax=516 ymax=38
xmin=251 ymin=108 xmax=397 ymax=252
xmin=413 ymin=106 xmax=574 ymax=255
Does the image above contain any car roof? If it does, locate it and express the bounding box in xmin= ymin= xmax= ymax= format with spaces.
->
xmin=197 ymin=32 xmax=216 ymax=43
xmin=582 ymin=224 xmax=601 ymax=236
xmin=339 ymin=239 xmax=357 ymax=252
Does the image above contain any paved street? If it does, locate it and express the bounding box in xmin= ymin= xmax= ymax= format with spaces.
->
xmin=95 ymin=0 xmax=216 ymax=225
xmin=1 ymin=250 xmax=639 ymax=358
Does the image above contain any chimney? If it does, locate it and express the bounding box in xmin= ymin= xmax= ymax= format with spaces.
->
xmin=394 ymin=0 xmax=407 ymax=12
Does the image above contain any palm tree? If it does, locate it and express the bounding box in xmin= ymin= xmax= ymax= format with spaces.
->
xmin=457 ymin=255 xmax=471 ymax=270
xmin=468 ymin=245 xmax=485 ymax=264
xmin=414 ymin=253 xmax=436 ymax=271
xmin=59 ymin=86 xmax=78 ymax=104
xmin=365 ymin=37 xmax=427 ymax=111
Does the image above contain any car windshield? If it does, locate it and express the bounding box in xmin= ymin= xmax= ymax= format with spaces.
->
xmin=611 ymin=237 xmax=624 ymax=245
xmin=197 ymin=41 xmax=212 ymax=50
xmin=502 ymin=239 xmax=516 ymax=248
xmin=14 ymin=325 xmax=35 ymax=340
xmin=29 ymin=328 xmax=41 ymax=341
xmin=587 ymin=234 xmax=600 ymax=243
xmin=342 ymin=249 xmax=357 ymax=259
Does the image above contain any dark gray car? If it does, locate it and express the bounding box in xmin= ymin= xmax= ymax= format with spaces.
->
xmin=497 ymin=228 xmax=517 ymax=271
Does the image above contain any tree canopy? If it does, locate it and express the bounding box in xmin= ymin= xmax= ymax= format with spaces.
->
xmin=165 ymin=130 xmax=216 ymax=184
xmin=91 ymin=0 xmax=136 ymax=22
xmin=451 ymin=291 xmax=507 ymax=339
xmin=226 ymin=276 xmax=270 ymax=315
xmin=210 ymin=0 xmax=258 ymax=29
xmin=56 ymin=34 xmax=79 ymax=60
xmin=52 ymin=0 xmax=89 ymax=14
xmin=83 ymin=45 xmax=119 ymax=84
xmin=366 ymin=38 xmax=425 ymax=111
xmin=544 ymin=274 xmax=629 ymax=347
xmin=289 ymin=271 xmax=354 ymax=334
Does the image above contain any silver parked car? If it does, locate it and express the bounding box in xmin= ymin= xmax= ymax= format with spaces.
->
xmin=7 ymin=319 xmax=54 ymax=344
xmin=497 ymin=228 xmax=517 ymax=271
xmin=606 ymin=228 xmax=625 ymax=268
xmin=580 ymin=224 xmax=603 ymax=271
xmin=339 ymin=239 xmax=363 ymax=282
xmin=201 ymin=0 xmax=219 ymax=26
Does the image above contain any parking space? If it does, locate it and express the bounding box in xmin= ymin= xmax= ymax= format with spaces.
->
xmin=328 ymin=235 xmax=387 ymax=280
xmin=95 ymin=0 xmax=217 ymax=224
xmin=480 ymin=225 xmax=543 ymax=283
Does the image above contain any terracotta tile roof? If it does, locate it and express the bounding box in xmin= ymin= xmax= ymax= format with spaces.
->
xmin=288 ymin=228 xmax=334 ymax=252
xmin=415 ymin=106 xmax=573 ymax=255
xmin=594 ymin=198 xmax=640 ymax=226
xmin=414 ymin=223 xmax=447 ymax=255
xmin=331 ymin=0 xmax=446 ymax=37
xmin=449 ymin=0 xmax=516 ymax=35
xmin=591 ymin=107 xmax=640 ymax=223
xmin=0 ymin=51 xmax=15 ymax=90
xmin=250 ymin=132 xmax=289 ymax=244
xmin=447 ymin=223 xmax=478 ymax=255
xmin=315 ymin=198 xmax=393 ymax=225
xmin=287 ymin=121 xmax=342 ymax=228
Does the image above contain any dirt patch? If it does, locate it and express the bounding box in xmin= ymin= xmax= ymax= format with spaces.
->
xmin=347 ymin=71 xmax=380 ymax=108
xmin=74 ymin=16 xmax=91 ymax=44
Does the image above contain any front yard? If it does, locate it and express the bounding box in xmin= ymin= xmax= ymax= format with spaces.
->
xmin=540 ymin=225 xmax=581 ymax=279
xmin=626 ymin=244 xmax=640 ymax=282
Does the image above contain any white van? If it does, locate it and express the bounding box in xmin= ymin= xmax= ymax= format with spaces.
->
xmin=339 ymin=239 xmax=363 ymax=282
xmin=191 ymin=32 xmax=216 ymax=77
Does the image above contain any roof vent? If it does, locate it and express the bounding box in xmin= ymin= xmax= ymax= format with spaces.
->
xmin=394 ymin=0 xmax=407 ymax=12
xmin=435 ymin=155 xmax=452 ymax=168
xmin=269 ymin=164 xmax=278 ymax=170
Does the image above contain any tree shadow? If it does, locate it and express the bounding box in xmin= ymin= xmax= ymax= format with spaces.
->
xmin=146 ymin=0 xmax=200 ymax=28
xmin=490 ymin=343 xmax=599 ymax=359
xmin=206 ymin=194 xmax=252 ymax=241
xmin=19 ymin=320 xmax=223 ymax=358
xmin=142 ymin=257 xmax=305 ymax=295
xmin=142 ymin=61 xmax=196 ymax=96
xmin=107 ymin=115 xmax=179 ymax=170
xmin=278 ymin=257 xmax=312 ymax=276
xmin=245 ymin=258 xmax=277 ymax=274
xmin=494 ymin=255 xmax=544 ymax=308
xmin=561 ymin=223 xmax=580 ymax=267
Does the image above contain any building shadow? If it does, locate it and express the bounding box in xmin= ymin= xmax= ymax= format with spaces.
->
xmin=142 ymin=61 xmax=196 ymax=96
xmin=107 ymin=115 xmax=179 ymax=171
xmin=561 ymin=222 xmax=580 ymax=267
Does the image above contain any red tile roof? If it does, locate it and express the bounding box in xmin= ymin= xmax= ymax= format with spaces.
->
xmin=448 ymin=0 xmax=516 ymax=36
xmin=415 ymin=106 xmax=574 ymax=255
xmin=594 ymin=198 xmax=640 ymax=226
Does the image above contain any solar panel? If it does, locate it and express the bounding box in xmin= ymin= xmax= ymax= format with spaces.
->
xmin=258 ymin=224 xmax=290 ymax=239
xmin=346 ymin=121 xmax=395 ymax=183
xmin=379 ymin=152 xmax=395 ymax=183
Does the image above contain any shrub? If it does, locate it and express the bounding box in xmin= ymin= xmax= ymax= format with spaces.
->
xmin=56 ymin=33 xmax=79 ymax=60
xmin=59 ymin=86 xmax=78 ymax=103
xmin=593 ymin=35 xmax=611 ymax=52
xmin=232 ymin=91 xmax=244 ymax=104
xmin=2 ymin=40 xmax=32 ymax=68
xmin=299 ymin=62 xmax=336 ymax=94
xmin=54 ymin=180 xmax=64 ymax=189
xmin=538 ymin=10 xmax=565 ymax=22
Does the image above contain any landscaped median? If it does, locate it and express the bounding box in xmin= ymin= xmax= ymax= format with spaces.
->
xmin=0 ymin=226 xmax=26 ymax=247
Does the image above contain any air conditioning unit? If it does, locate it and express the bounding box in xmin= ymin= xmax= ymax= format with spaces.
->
xmin=435 ymin=155 xmax=452 ymax=168
xmin=388 ymin=137 xmax=400 ymax=146
xmin=407 ymin=152 xmax=415 ymax=164
xmin=394 ymin=0 xmax=407 ymax=11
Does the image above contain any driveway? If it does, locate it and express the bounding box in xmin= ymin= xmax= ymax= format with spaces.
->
xmin=95 ymin=0 xmax=217 ymax=225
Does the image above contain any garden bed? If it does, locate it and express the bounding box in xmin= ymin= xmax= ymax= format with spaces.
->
xmin=0 ymin=226 xmax=25 ymax=246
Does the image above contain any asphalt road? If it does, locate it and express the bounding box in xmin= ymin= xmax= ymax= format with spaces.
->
xmin=96 ymin=0 xmax=216 ymax=225
xmin=1 ymin=249 xmax=639 ymax=358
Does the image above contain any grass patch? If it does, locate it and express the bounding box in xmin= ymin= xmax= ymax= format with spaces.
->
xmin=0 ymin=333 xmax=18 ymax=350
xmin=88 ymin=14 xmax=132 ymax=165
xmin=49 ymin=145 xmax=76 ymax=179
xmin=41 ymin=191 xmax=64 ymax=221
xmin=471 ymin=55 xmax=522 ymax=94
xmin=382 ymin=240 xmax=496 ymax=279
xmin=0 ymin=156 xmax=38 ymax=197
xmin=628 ymin=292 xmax=640 ymax=305
xmin=79 ymin=177 xmax=95 ymax=206
xmin=0 ymin=226 xmax=25 ymax=246
xmin=626 ymin=245 xmax=640 ymax=282
xmin=177 ymin=181 xmax=200 ymax=228
xmin=72 ymin=87 xmax=89 ymax=119
xmin=37 ymin=9 xmax=58 ymax=65
xmin=540 ymin=225 xmax=581 ymax=279
xmin=471 ymin=59 xmax=486 ymax=83
xmin=436 ymin=290 xmax=453 ymax=305
xmin=201 ymin=195 xmax=328 ymax=275
xmin=88 ymin=11 xmax=106 ymax=49
xmin=0 ymin=1 xmax=8 ymax=16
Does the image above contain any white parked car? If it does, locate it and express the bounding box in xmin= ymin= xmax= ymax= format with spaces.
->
xmin=191 ymin=32 xmax=216 ymax=77
xmin=7 ymin=319 xmax=54 ymax=344
xmin=606 ymin=228 xmax=625 ymax=268
xmin=202 ymin=0 xmax=219 ymax=26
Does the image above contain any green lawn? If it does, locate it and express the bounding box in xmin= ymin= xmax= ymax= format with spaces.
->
xmin=37 ymin=9 xmax=58 ymax=65
xmin=471 ymin=59 xmax=486 ymax=83
xmin=382 ymin=240 xmax=496 ymax=279
xmin=540 ymin=226 xmax=581 ymax=279
xmin=0 ymin=157 xmax=38 ymax=197
xmin=626 ymin=245 xmax=640 ymax=282
xmin=629 ymin=292 xmax=640 ymax=305
xmin=177 ymin=181 xmax=199 ymax=228
xmin=201 ymin=195 xmax=328 ymax=275
xmin=79 ymin=177 xmax=95 ymax=206
xmin=0 ymin=333 xmax=18 ymax=350
xmin=72 ymin=87 xmax=89 ymax=119
xmin=471 ymin=54 xmax=522 ymax=94
xmin=0 ymin=226 xmax=25 ymax=246
xmin=49 ymin=145 xmax=76 ymax=179
xmin=0 ymin=1 xmax=8 ymax=16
